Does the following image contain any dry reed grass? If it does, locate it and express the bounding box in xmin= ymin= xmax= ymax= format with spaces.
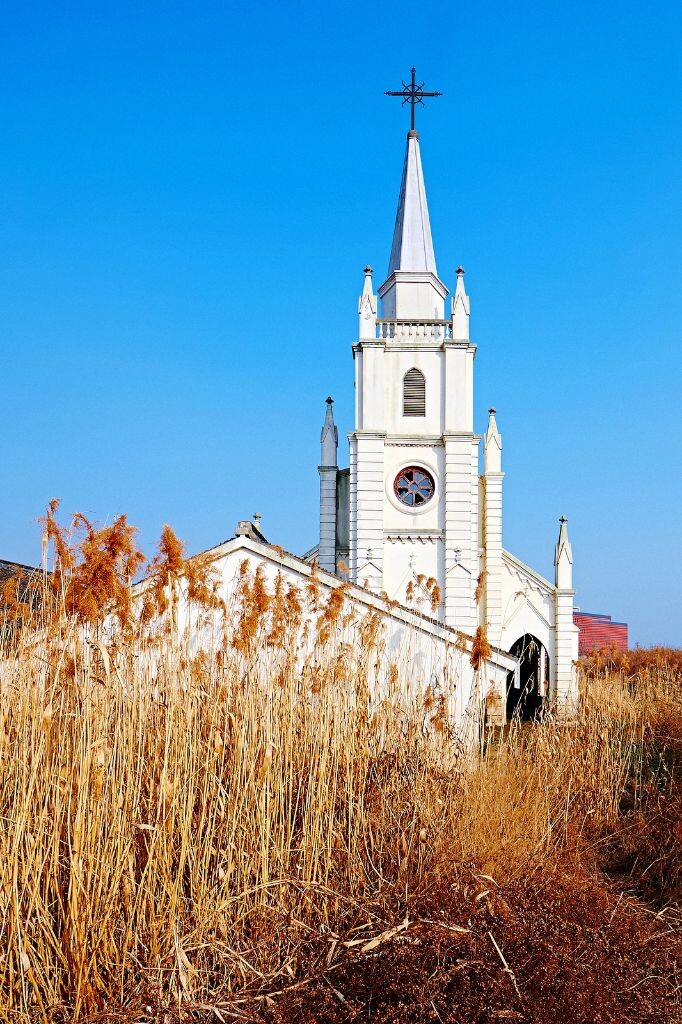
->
xmin=1 ymin=507 xmax=680 ymax=1021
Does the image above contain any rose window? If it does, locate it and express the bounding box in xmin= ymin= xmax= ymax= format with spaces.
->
xmin=394 ymin=466 xmax=435 ymax=508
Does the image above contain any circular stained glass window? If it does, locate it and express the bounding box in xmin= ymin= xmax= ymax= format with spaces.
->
xmin=394 ymin=466 xmax=435 ymax=508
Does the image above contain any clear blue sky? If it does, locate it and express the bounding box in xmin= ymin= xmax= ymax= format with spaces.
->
xmin=2 ymin=1 xmax=681 ymax=646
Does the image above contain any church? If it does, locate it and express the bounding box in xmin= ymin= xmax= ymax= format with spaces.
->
xmin=200 ymin=75 xmax=579 ymax=727
xmin=297 ymin=92 xmax=579 ymax=721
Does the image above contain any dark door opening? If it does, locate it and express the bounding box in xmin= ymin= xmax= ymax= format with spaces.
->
xmin=506 ymin=634 xmax=549 ymax=722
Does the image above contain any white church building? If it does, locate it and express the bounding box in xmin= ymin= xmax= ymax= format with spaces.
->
xmin=181 ymin=86 xmax=579 ymax=730
xmin=302 ymin=115 xmax=579 ymax=721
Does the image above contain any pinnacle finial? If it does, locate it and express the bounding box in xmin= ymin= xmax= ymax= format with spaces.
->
xmin=320 ymin=396 xmax=338 ymax=464
xmin=359 ymin=265 xmax=378 ymax=336
xmin=555 ymin=515 xmax=573 ymax=587
xmin=452 ymin=262 xmax=470 ymax=338
xmin=484 ymin=406 xmax=502 ymax=472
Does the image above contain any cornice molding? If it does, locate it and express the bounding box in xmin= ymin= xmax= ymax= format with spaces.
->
xmin=377 ymin=269 xmax=449 ymax=300
xmin=385 ymin=435 xmax=444 ymax=447
xmin=351 ymin=432 xmax=483 ymax=446
xmin=352 ymin=340 xmax=386 ymax=353
xmin=385 ymin=532 xmax=443 ymax=545
xmin=502 ymin=549 xmax=555 ymax=598
xmin=442 ymin=340 xmax=477 ymax=352
xmin=384 ymin=341 xmax=446 ymax=353
xmin=353 ymin=340 xmax=477 ymax=354
xmin=443 ymin=432 xmax=482 ymax=442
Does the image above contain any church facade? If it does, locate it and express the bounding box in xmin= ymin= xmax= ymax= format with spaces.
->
xmin=124 ymin=107 xmax=578 ymax=729
xmin=308 ymin=125 xmax=579 ymax=719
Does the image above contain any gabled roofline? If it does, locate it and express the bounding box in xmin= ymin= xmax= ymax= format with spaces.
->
xmin=502 ymin=549 xmax=555 ymax=597
xmin=0 ymin=559 xmax=43 ymax=574
xmin=136 ymin=534 xmax=516 ymax=672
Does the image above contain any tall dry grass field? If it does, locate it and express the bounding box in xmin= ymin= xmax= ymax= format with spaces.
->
xmin=1 ymin=507 xmax=680 ymax=1021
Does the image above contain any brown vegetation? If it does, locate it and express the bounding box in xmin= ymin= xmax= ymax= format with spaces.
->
xmin=0 ymin=506 xmax=681 ymax=1022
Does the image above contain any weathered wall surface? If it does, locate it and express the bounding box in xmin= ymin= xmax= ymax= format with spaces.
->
xmin=157 ymin=535 xmax=515 ymax=748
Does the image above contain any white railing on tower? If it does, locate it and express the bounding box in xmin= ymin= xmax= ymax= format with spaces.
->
xmin=376 ymin=319 xmax=453 ymax=340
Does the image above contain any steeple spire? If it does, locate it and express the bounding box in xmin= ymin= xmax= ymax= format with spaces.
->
xmin=387 ymin=130 xmax=437 ymax=277
xmin=378 ymin=128 xmax=448 ymax=320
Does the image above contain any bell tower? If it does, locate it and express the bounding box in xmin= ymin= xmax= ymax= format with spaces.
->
xmin=349 ymin=82 xmax=480 ymax=629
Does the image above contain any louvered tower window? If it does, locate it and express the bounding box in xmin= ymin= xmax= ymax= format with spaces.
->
xmin=403 ymin=368 xmax=426 ymax=416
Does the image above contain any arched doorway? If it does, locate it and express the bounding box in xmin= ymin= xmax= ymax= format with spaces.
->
xmin=506 ymin=634 xmax=549 ymax=722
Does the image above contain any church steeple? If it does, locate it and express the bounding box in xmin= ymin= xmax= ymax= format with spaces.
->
xmin=387 ymin=131 xmax=437 ymax=277
xmin=378 ymin=130 xmax=448 ymax=320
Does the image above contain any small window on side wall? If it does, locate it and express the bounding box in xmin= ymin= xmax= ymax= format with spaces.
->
xmin=403 ymin=368 xmax=426 ymax=416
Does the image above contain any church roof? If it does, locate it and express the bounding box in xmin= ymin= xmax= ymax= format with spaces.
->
xmin=0 ymin=559 xmax=45 ymax=611
xmin=387 ymin=130 xmax=437 ymax=277
xmin=502 ymin=549 xmax=555 ymax=597
xmin=0 ymin=559 xmax=40 ymax=583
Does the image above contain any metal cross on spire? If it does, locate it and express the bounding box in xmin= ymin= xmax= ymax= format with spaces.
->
xmin=385 ymin=67 xmax=442 ymax=132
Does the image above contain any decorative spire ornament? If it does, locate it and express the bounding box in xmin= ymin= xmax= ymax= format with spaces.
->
xmin=453 ymin=266 xmax=470 ymax=340
xmin=554 ymin=515 xmax=574 ymax=590
xmin=385 ymin=67 xmax=442 ymax=133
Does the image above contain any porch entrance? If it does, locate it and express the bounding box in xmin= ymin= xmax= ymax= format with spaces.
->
xmin=506 ymin=633 xmax=549 ymax=722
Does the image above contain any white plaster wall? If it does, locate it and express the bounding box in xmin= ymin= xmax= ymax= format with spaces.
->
xmin=383 ymin=346 xmax=444 ymax=435
xmin=481 ymin=472 xmax=504 ymax=640
xmin=379 ymin=275 xmax=446 ymax=320
xmin=382 ymin=444 xmax=445 ymax=532
xmin=498 ymin=558 xmax=556 ymax=658
xmin=382 ymin=540 xmax=441 ymax=606
xmin=444 ymin=344 xmax=475 ymax=433
xmin=379 ymin=344 xmax=475 ymax=437
xmin=354 ymin=346 xmax=363 ymax=427
xmin=160 ymin=538 xmax=516 ymax=748
xmin=381 ymin=441 xmax=444 ymax=611
xmin=359 ymin=343 xmax=385 ymax=432
xmin=354 ymin=338 xmax=479 ymax=624
xmin=351 ymin=435 xmax=385 ymax=579
xmin=318 ymin=467 xmax=337 ymax=573
xmin=443 ymin=437 xmax=480 ymax=632
xmin=555 ymin=594 xmax=579 ymax=712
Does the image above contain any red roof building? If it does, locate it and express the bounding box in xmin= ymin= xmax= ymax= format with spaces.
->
xmin=573 ymin=611 xmax=628 ymax=655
